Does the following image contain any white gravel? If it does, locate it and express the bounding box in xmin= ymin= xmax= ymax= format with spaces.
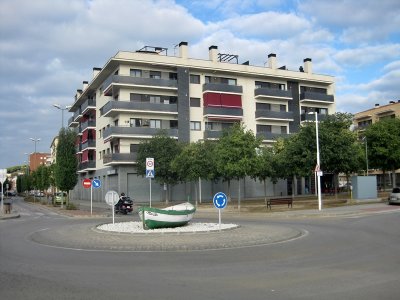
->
xmin=97 ymin=221 xmax=238 ymax=233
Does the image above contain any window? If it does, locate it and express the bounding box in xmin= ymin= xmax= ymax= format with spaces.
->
xmin=205 ymin=122 xmax=214 ymax=130
xmin=190 ymin=97 xmax=201 ymax=107
xmin=256 ymin=125 xmax=271 ymax=133
xmin=114 ymin=119 xmax=119 ymax=126
xmin=130 ymin=144 xmax=139 ymax=153
xmin=280 ymin=105 xmax=286 ymax=112
xmin=256 ymin=103 xmax=271 ymax=110
xmin=130 ymin=69 xmax=142 ymax=77
xmin=190 ymin=121 xmax=201 ymax=131
xmin=170 ymin=120 xmax=178 ymax=129
xmin=130 ymin=118 xmax=141 ymax=127
xmin=130 ymin=93 xmax=142 ymax=102
xmin=281 ymin=126 xmax=287 ymax=134
xmin=150 ymin=71 xmax=161 ymax=79
xmin=205 ymin=76 xmax=211 ymax=84
xmin=255 ymin=81 xmax=285 ymax=90
xmin=190 ymin=74 xmax=200 ymax=84
xmin=150 ymin=119 xmax=161 ymax=129
xmin=149 ymin=95 xmax=161 ymax=103
xmin=169 ymin=72 xmax=178 ymax=80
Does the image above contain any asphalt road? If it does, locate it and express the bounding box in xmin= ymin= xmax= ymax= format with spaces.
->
xmin=1 ymin=197 xmax=399 ymax=300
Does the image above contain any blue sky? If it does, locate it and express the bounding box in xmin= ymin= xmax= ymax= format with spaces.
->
xmin=0 ymin=0 xmax=399 ymax=168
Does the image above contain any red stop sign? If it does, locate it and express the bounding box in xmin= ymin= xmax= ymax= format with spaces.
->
xmin=83 ymin=178 xmax=92 ymax=189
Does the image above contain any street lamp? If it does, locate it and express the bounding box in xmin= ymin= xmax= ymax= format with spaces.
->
xmin=362 ymin=136 xmax=368 ymax=176
xmin=309 ymin=112 xmax=322 ymax=211
xmin=53 ymin=104 xmax=72 ymax=128
xmin=30 ymin=138 xmax=40 ymax=153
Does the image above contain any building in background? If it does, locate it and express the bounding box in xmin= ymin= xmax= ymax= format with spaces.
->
xmin=353 ymin=100 xmax=400 ymax=189
xmin=29 ymin=152 xmax=50 ymax=172
xmin=69 ymin=42 xmax=335 ymax=202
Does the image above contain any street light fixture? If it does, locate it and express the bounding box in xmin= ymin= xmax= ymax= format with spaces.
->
xmin=309 ymin=112 xmax=322 ymax=211
xmin=30 ymin=138 xmax=41 ymax=153
xmin=53 ymin=104 xmax=72 ymax=128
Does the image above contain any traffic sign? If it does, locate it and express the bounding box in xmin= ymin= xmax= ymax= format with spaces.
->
xmin=213 ymin=192 xmax=227 ymax=209
xmin=105 ymin=190 xmax=119 ymax=206
xmin=83 ymin=178 xmax=91 ymax=189
xmin=0 ymin=169 xmax=6 ymax=184
xmin=146 ymin=169 xmax=155 ymax=178
xmin=92 ymin=179 xmax=101 ymax=188
xmin=146 ymin=157 xmax=154 ymax=170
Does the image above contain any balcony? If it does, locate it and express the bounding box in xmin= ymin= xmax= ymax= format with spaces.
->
xmin=75 ymin=143 xmax=82 ymax=154
xmin=300 ymin=113 xmax=328 ymax=122
xmin=204 ymin=130 xmax=223 ymax=139
xmin=81 ymin=139 xmax=96 ymax=151
xmin=255 ymin=88 xmax=292 ymax=100
xmin=256 ymin=132 xmax=290 ymax=141
xmin=68 ymin=116 xmax=79 ymax=127
xmin=73 ymin=109 xmax=82 ymax=122
xmin=81 ymin=99 xmax=96 ymax=114
xmin=203 ymin=107 xmax=243 ymax=120
xmin=103 ymin=75 xmax=178 ymax=95
xmin=103 ymin=126 xmax=178 ymax=141
xmin=100 ymin=100 xmax=178 ymax=118
xmin=81 ymin=120 xmax=96 ymax=131
xmin=255 ymin=110 xmax=294 ymax=121
xmin=78 ymin=161 xmax=96 ymax=172
xmin=300 ymin=91 xmax=334 ymax=103
xmin=103 ymin=153 xmax=138 ymax=165
xmin=203 ymin=83 xmax=243 ymax=94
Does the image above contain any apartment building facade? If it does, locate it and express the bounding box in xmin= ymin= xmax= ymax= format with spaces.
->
xmin=353 ymin=100 xmax=400 ymax=188
xmin=69 ymin=42 xmax=335 ymax=202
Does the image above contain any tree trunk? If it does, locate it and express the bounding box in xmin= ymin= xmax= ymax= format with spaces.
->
xmin=264 ymin=179 xmax=267 ymax=207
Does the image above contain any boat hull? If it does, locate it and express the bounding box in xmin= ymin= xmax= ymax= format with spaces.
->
xmin=138 ymin=203 xmax=196 ymax=229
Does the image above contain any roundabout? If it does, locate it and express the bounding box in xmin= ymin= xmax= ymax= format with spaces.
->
xmin=29 ymin=219 xmax=306 ymax=252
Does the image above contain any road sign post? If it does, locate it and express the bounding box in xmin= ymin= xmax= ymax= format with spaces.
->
xmin=146 ymin=158 xmax=154 ymax=207
xmin=213 ymin=192 xmax=227 ymax=231
xmin=0 ymin=169 xmax=7 ymax=213
xmin=91 ymin=179 xmax=101 ymax=215
xmin=105 ymin=190 xmax=119 ymax=224
xmin=83 ymin=178 xmax=92 ymax=214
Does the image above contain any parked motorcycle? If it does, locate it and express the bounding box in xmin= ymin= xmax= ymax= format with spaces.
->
xmin=115 ymin=195 xmax=133 ymax=214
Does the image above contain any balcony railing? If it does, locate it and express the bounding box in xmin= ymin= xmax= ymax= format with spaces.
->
xmin=78 ymin=161 xmax=96 ymax=171
xmin=103 ymin=75 xmax=178 ymax=94
xmin=300 ymin=91 xmax=334 ymax=103
xmin=103 ymin=153 xmax=137 ymax=165
xmin=255 ymin=110 xmax=294 ymax=120
xmin=204 ymin=130 xmax=223 ymax=139
xmin=203 ymin=107 xmax=243 ymax=117
xmin=81 ymin=99 xmax=96 ymax=114
xmin=103 ymin=126 xmax=178 ymax=140
xmin=255 ymin=87 xmax=292 ymax=99
xmin=81 ymin=120 xmax=96 ymax=131
xmin=300 ymin=113 xmax=328 ymax=122
xmin=73 ymin=109 xmax=82 ymax=121
xmin=81 ymin=139 xmax=96 ymax=150
xmin=68 ymin=116 xmax=79 ymax=127
xmin=256 ymin=132 xmax=290 ymax=141
xmin=100 ymin=100 xmax=178 ymax=117
xmin=203 ymin=83 xmax=243 ymax=94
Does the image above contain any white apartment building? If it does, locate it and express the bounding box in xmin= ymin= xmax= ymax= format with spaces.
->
xmin=69 ymin=42 xmax=335 ymax=202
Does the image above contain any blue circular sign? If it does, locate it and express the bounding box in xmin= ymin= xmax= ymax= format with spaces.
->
xmin=213 ymin=192 xmax=227 ymax=209
xmin=92 ymin=179 xmax=101 ymax=188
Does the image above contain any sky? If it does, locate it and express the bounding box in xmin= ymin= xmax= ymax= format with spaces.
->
xmin=0 ymin=0 xmax=399 ymax=169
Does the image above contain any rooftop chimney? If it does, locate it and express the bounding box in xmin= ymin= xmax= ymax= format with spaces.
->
xmin=268 ymin=53 xmax=276 ymax=69
xmin=93 ymin=67 xmax=102 ymax=79
xmin=209 ymin=45 xmax=218 ymax=62
xmin=304 ymin=58 xmax=312 ymax=74
xmin=179 ymin=41 xmax=188 ymax=59
xmin=375 ymin=103 xmax=380 ymax=107
xmin=83 ymin=81 xmax=88 ymax=91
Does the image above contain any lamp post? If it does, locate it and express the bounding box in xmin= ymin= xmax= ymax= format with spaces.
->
xmin=53 ymin=104 xmax=72 ymax=128
xmin=362 ymin=136 xmax=368 ymax=176
xmin=309 ymin=112 xmax=322 ymax=211
xmin=30 ymin=138 xmax=40 ymax=153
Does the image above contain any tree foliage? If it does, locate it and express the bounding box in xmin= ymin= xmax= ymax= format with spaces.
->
xmin=54 ymin=128 xmax=78 ymax=193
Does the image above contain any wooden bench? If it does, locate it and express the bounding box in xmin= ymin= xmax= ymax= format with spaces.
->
xmin=266 ymin=198 xmax=293 ymax=210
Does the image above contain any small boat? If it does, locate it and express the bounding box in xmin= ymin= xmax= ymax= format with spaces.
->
xmin=138 ymin=202 xmax=196 ymax=229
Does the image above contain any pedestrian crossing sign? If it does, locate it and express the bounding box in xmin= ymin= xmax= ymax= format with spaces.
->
xmin=146 ymin=169 xmax=155 ymax=178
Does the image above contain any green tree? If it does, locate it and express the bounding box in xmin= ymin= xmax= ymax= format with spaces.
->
xmin=54 ymin=128 xmax=78 ymax=205
xmin=365 ymin=117 xmax=400 ymax=189
xmin=214 ymin=123 xmax=262 ymax=205
xmin=136 ymin=131 xmax=183 ymax=203
xmin=171 ymin=140 xmax=218 ymax=204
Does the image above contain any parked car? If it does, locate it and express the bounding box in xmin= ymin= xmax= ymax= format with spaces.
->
xmin=34 ymin=191 xmax=45 ymax=197
xmin=54 ymin=192 xmax=68 ymax=205
xmin=388 ymin=187 xmax=400 ymax=204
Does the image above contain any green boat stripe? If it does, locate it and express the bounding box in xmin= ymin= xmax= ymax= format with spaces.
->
xmin=138 ymin=206 xmax=196 ymax=216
